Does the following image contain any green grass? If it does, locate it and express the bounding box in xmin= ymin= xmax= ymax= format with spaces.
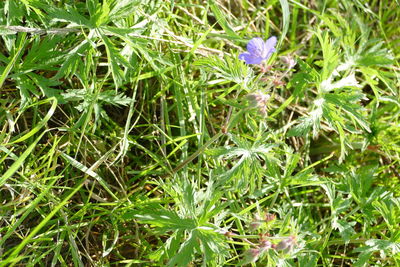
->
xmin=0 ymin=0 xmax=399 ymax=266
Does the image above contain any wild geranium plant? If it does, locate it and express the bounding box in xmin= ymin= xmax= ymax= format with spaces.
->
xmin=1 ymin=1 xmax=399 ymax=267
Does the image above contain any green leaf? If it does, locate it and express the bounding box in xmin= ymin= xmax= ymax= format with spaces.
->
xmin=98 ymin=90 xmax=131 ymax=106
xmin=88 ymin=0 xmax=110 ymax=27
xmin=271 ymin=59 xmax=319 ymax=118
xmin=354 ymin=239 xmax=400 ymax=266
xmin=54 ymin=39 xmax=91 ymax=80
xmin=99 ymin=31 xmax=130 ymax=87
xmin=45 ymin=5 xmax=92 ymax=27
xmin=109 ymin=0 xmax=141 ymax=21
xmin=314 ymin=30 xmax=340 ymax=82
xmin=194 ymin=55 xmax=254 ymax=90
xmin=10 ymin=96 xmax=57 ymax=144
xmin=324 ymin=92 xmax=370 ymax=133
xmin=278 ymin=0 xmax=290 ymax=47
xmin=197 ymin=229 xmax=229 ymax=265
xmin=356 ymin=39 xmax=394 ymax=67
xmin=332 ymin=219 xmax=356 ymax=243
xmin=0 ymin=32 xmax=26 ymax=89
xmin=135 ymin=206 xmax=197 ymax=232
xmin=167 ymin=230 xmax=198 ymax=267
xmin=373 ymin=198 xmax=400 ymax=231
xmin=27 ymin=72 xmax=63 ymax=101
xmin=287 ymin=100 xmax=323 ymax=138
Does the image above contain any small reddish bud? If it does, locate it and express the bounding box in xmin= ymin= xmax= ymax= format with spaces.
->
xmin=273 ymin=79 xmax=285 ymax=86
xmin=250 ymin=214 xmax=262 ymax=231
xmin=265 ymin=213 xmax=276 ymax=222
xmin=224 ymin=231 xmax=233 ymax=238
xmin=280 ymin=55 xmax=297 ymax=69
xmin=260 ymin=64 xmax=273 ymax=73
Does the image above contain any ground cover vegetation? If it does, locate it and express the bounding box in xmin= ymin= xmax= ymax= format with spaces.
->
xmin=0 ymin=0 xmax=399 ymax=266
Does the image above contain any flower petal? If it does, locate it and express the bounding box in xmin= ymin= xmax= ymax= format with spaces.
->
xmin=262 ymin=36 xmax=277 ymax=59
xmin=246 ymin=37 xmax=265 ymax=57
xmin=264 ymin=36 xmax=277 ymax=51
xmin=239 ymin=52 xmax=264 ymax=64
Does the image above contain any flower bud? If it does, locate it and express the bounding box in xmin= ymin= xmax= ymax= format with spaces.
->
xmin=259 ymin=240 xmax=272 ymax=253
xmin=274 ymin=235 xmax=296 ymax=251
xmin=265 ymin=213 xmax=276 ymax=222
xmin=280 ymin=55 xmax=296 ymax=69
xmin=249 ymin=221 xmax=262 ymax=231
xmin=243 ymin=248 xmax=260 ymax=263
xmin=273 ymin=79 xmax=285 ymax=87
xmin=246 ymin=91 xmax=270 ymax=115
xmin=249 ymin=214 xmax=262 ymax=231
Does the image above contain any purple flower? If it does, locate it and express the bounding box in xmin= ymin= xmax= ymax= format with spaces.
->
xmin=239 ymin=36 xmax=277 ymax=64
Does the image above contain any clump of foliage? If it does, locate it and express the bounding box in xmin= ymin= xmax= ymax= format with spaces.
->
xmin=0 ymin=0 xmax=399 ymax=266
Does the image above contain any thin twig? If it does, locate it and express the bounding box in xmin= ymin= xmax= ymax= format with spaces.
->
xmin=3 ymin=25 xmax=79 ymax=35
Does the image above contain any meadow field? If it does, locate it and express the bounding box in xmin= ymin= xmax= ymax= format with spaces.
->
xmin=0 ymin=0 xmax=399 ymax=266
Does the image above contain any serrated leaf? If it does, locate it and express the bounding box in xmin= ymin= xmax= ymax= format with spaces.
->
xmin=332 ymin=219 xmax=356 ymax=243
xmin=109 ymin=0 xmax=141 ymax=21
xmin=167 ymin=230 xmax=197 ymax=267
xmin=98 ymin=90 xmax=131 ymax=106
xmin=332 ymin=196 xmax=352 ymax=215
xmin=287 ymin=102 xmax=323 ymax=138
xmin=46 ymin=6 xmax=92 ymax=27
xmin=27 ymin=72 xmax=63 ymax=101
xmin=135 ymin=207 xmax=197 ymax=231
xmin=356 ymin=40 xmax=394 ymax=67
xmin=324 ymin=92 xmax=370 ymax=132
xmin=194 ymin=55 xmax=254 ymax=90
xmin=353 ymin=239 xmax=400 ymax=266
xmin=197 ymin=229 xmax=229 ymax=265
xmin=54 ymin=40 xmax=91 ymax=79
xmin=99 ymin=32 xmax=130 ymax=87
xmin=315 ymin=30 xmax=340 ymax=81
